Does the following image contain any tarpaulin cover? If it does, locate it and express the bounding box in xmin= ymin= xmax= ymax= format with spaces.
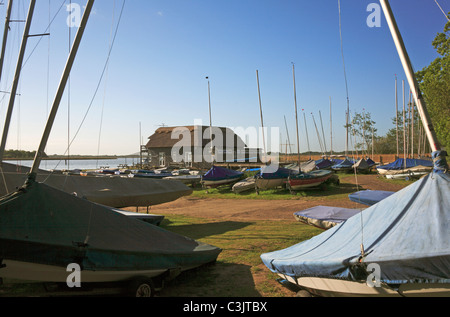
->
xmin=315 ymin=159 xmax=334 ymax=170
xmin=378 ymin=158 xmax=432 ymax=171
xmin=261 ymin=171 xmax=450 ymax=284
xmin=0 ymin=181 xmax=221 ymax=273
xmin=0 ymin=172 xmax=193 ymax=208
xmin=294 ymin=206 xmax=362 ymax=230
xmin=349 ymin=190 xmax=394 ymax=206
xmin=331 ymin=158 xmax=354 ymax=171
xmin=258 ymin=167 xmax=295 ymax=179
xmin=366 ymin=158 xmax=376 ymax=167
xmin=202 ymin=165 xmax=243 ymax=181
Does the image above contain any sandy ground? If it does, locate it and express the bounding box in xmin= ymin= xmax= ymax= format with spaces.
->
xmin=140 ymin=174 xmax=407 ymax=221
xmin=124 ymin=174 xmax=411 ymax=297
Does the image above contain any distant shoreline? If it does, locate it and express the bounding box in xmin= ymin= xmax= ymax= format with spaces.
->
xmin=4 ymin=155 xmax=140 ymax=161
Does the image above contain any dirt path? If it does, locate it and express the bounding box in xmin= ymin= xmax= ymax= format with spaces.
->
xmin=140 ymin=174 xmax=408 ymax=221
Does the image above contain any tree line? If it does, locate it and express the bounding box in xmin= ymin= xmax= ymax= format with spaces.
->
xmin=349 ymin=16 xmax=449 ymax=156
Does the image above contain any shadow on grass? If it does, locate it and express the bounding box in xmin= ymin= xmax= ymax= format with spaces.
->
xmin=161 ymin=220 xmax=254 ymax=241
xmin=159 ymin=261 xmax=262 ymax=297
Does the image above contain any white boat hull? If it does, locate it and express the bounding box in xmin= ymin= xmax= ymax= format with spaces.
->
xmin=279 ymin=274 xmax=450 ymax=297
xmin=201 ymin=177 xmax=241 ymax=188
xmin=255 ymin=178 xmax=286 ymax=190
xmin=232 ymin=177 xmax=256 ymax=193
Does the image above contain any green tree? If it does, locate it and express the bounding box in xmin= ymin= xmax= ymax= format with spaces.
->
xmin=347 ymin=111 xmax=377 ymax=154
xmin=416 ymin=16 xmax=450 ymax=151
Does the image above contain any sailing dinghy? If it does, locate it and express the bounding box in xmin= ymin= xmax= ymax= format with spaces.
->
xmin=0 ymin=0 xmax=220 ymax=296
xmin=262 ymin=0 xmax=450 ymax=296
xmin=255 ymin=166 xmax=294 ymax=191
xmin=0 ymin=179 xmax=221 ymax=286
xmin=201 ymin=165 xmax=244 ymax=188
xmin=294 ymin=206 xmax=362 ymax=230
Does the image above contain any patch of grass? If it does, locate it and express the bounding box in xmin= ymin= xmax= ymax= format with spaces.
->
xmin=158 ymin=215 xmax=323 ymax=297
xmin=191 ymin=181 xmax=345 ymax=201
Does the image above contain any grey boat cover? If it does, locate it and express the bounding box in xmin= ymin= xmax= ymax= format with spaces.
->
xmin=0 ymin=180 xmax=221 ymax=274
xmin=294 ymin=206 xmax=362 ymax=230
xmin=349 ymin=190 xmax=395 ymax=206
xmin=353 ymin=158 xmax=370 ymax=170
xmin=0 ymin=171 xmax=193 ymax=208
xmin=262 ymin=170 xmax=450 ymax=285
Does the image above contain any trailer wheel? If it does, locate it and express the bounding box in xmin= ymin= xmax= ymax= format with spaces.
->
xmin=127 ymin=278 xmax=155 ymax=297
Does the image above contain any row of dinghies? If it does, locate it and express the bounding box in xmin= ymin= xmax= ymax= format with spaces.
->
xmin=200 ymin=157 xmax=377 ymax=195
xmin=261 ymin=150 xmax=449 ymax=297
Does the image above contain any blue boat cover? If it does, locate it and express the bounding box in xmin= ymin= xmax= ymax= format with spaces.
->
xmin=315 ymin=159 xmax=334 ymax=170
xmin=261 ymin=170 xmax=450 ymax=285
xmin=294 ymin=206 xmax=362 ymax=230
xmin=202 ymin=165 xmax=243 ymax=181
xmin=331 ymin=158 xmax=354 ymax=170
xmin=366 ymin=158 xmax=376 ymax=167
xmin=258 ymin=167 xmax=295 ymax=179
xmin=378 ymin=158 xmax=432 ymax=171
xmin=349 ymin=190 xmax=394 ymax=206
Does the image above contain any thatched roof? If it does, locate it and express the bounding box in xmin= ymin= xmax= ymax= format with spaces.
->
xmin=146 ymin=126 xmax=246 ymax=149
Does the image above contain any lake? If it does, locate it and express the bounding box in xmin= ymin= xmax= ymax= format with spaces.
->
xmin=4 ymin=157 xmax=142 ymax=171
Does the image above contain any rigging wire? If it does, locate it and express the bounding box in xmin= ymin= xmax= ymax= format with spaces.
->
xmin=435 ymin=0 xmax=450 ymax=22
xmin=338 ymin=0 xmax=365 ymax=259
xmin=44 ymin=0 xmax=127 ymax=179
xmin=96 ymin=0 xmax=117 ymax=169
xmin=338 ymin=0 xmax=350 ymax=157
xmin=0 ymin=0 xmax=67 ymax=106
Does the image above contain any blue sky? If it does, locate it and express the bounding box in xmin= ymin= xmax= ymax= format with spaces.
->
xmin=0 ymin=0 xmax=448 ymax=156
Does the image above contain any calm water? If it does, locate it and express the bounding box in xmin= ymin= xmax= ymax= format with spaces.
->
xmin=4 ymin=157 xmax=141 ymax=171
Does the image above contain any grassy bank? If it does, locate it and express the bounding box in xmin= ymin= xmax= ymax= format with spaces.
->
xmin=158 ymin=215 xmax=322 ymax=297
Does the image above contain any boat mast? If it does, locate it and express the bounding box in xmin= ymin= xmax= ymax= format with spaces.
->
xmin=30 ymin=0 xmax=95 ymax=178
xmin=0 ymin=0 xmax=35 ymax=163
xmin=380 ymin=0 xmax=441 ymax=153
xmin=303 ymin=111 xmax=311 ymax=160
xmin=395 ymin=75 xmax=399 ymax=158
xmin=0 ymin=0 xmax=13 ymax=85
xmin=330 ymin=97 xmax=333 ymax=156
xmin=206 ymin=76 xmax=214 ymax=164
xmin=319 ymin=110 xmax=328 ymax=157
xmin=292 ymin=63 xmax=301 ymax=168
xmin=256 ymin=70 xmax=266 ymax=156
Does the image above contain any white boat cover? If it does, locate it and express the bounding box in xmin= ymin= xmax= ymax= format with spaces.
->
xmin=262 ymin=170 xmax=450 ymax=285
